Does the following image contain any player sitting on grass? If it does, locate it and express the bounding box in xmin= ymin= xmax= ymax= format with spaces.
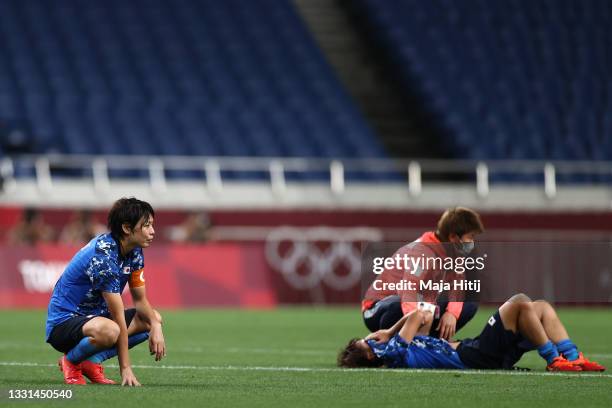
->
xmin=338 ymin=294 xmax=605 ymax=372
xmin=45 ymin=198 xmax=166 ymax=386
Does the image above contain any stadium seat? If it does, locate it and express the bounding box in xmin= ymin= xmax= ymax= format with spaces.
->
xmin=0 ymin=0 xmax=386 ymax=180
xmin=351 ymin=0 xmax=612 ymax=175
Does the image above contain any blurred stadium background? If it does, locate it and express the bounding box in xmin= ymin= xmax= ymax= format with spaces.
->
xmin=1 ymin=0 xmax=611 ymax=311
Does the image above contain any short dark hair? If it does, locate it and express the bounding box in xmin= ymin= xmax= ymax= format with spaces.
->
xmin=107 ymin=197 xmax=154 ymax=239
xmin=337 ymin=338 xmax=383 ymax=368
xmin=436 ymin=207 xmax=484 ymax=241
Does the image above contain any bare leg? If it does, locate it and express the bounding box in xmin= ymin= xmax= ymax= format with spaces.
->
xmin=83 ymin=311 xmax=161 ymax=365
xmin=500 ymin=299 xmax=592 ymax=371
xmin=499 ymin=302 xmax=548 ymax=347
xmin=531 ymin=300 xmax=569 ymax=343
xmin=82 ymin=317 xmax=120 ymax=349
xmin=506 ymin=293 xmax=532 ymax=304
xmin=127 ymin=309 xmax=162 ymax=335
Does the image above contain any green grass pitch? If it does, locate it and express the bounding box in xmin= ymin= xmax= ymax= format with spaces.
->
xmin=1 ymin=307 xmax=611 ymax=407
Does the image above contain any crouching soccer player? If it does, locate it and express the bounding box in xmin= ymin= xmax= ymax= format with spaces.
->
xmin=338 ymin=295 xmax=605 ymax=372
xmin=45 ymin=198 xmax=166 ymax=386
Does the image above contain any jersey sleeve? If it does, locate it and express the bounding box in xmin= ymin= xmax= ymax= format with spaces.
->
xmin=88 ymin=256 xmax=122 ymax=293
xmin=128 ymin=248 xmax=146 ymax=288
xmin=378 ymin=336 xmax=410 ymax=368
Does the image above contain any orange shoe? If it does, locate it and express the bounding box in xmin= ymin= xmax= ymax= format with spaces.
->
xmin=81 ymin=360 xmax=116 ymax=384
xmin=546 ymin=356 xmax=582 ymax=372
xmin=569 ymin=353 xmax=606 ymax=372
xmin=58 ymin=356 xmax=87 ymax=385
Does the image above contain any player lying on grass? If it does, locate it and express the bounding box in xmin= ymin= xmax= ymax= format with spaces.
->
xmin=338 ymin=294 xmax=605 ymax=372
xmin=45 ymin=198 xmax=165 ymax=386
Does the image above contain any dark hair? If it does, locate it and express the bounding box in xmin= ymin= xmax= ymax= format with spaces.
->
xmin=337 ymin=338 xmax=383 ymax=368
xmin=107 ymin=197 xmax=154 ymax=239
xmin=436 ymin=207 xmax=484 ymax=241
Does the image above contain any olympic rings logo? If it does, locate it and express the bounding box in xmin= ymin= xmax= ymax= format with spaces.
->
xmin=265 ymin=227 xmax=382 ymax=291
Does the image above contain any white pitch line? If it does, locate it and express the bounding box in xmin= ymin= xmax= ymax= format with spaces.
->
xmin=0 ymin=361 xmax=611 ymax=379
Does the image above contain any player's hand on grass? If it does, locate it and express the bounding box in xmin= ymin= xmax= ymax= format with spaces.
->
xmin=149 ymin=325 xmax=166 ymax=361
xmin=365 ymin=329 xmax=391 ymax=343
xmin=120 ymin=367 xmax=141 ymax=387
xmin=436 ymin=312 xmax=457 ymax=340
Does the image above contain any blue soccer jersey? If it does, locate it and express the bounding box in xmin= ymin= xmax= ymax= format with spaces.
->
xmin=367 ymin=334 xmax=465 ymax=369
xmin=45 ymin=233 xmax=145 ymax=340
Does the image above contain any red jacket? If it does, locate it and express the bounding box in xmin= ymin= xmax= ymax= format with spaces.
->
xmin=362 ymin=231 xmax=464 ymax=319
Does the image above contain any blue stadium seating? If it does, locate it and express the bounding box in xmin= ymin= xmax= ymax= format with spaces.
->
xmin=0 ymin=0 xmax=386 ymax=171
xmin=352 ymin=0 xmax=612 ymax=170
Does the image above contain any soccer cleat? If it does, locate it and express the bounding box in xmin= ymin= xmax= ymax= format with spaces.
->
xmin=81 ymin=360 xmax=117 ymax=384
xmin=569 ymin=353 xmax=606 ymax=372
xmin=546 ymin=356 xmax=582 ymax=372
xmin=58 ymin=356 xmax=87 ymax=385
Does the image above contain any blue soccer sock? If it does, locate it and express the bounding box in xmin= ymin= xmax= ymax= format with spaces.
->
xmin=66 ymin=337 xmax=99 ymax=364
xmin=537 ymin=341 xmax=559 ymax=364
xmin=87 ymin=332 xmax=150 ymax=364
xmin=556 ymin=339 xmax=579 ymax=361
